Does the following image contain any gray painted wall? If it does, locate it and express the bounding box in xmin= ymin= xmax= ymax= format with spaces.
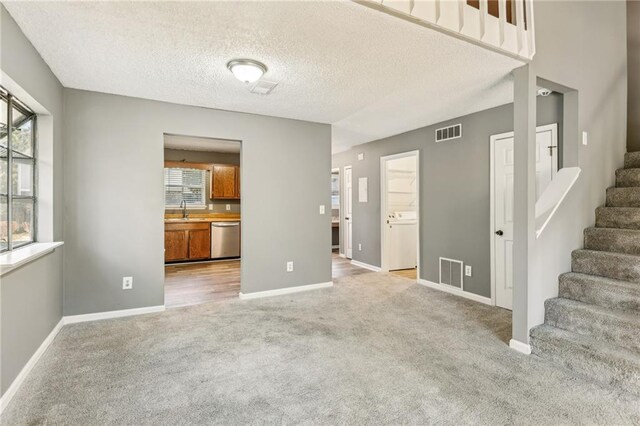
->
xmin=628 ymin=0 xmax=640 ymax=152
xmin=63 ymin=89 xmax=331 ymax=315
xmin=332 ymin=94 xmax=563 ymax=298
xmin=164 ymin=148 xmax=241 ymax=214
xmin=0 ymin=6 xmax=64 ymax=395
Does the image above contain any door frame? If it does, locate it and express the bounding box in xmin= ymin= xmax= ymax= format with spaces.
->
xmin=380 ymin=150 xmax=420 ymax=280
xmin=331 ymin=168 xmax=341 ymax=251
xmin=342 ymin=165 xmax=353 ymax=259
xmin=490 ymin=123 xmax=558 ymax=306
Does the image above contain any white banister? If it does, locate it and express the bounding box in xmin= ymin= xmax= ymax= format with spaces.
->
xmin=535 ymin=167 xmax=581 ymax=239
xmin=361 ymin=0 xmax=536 ymax=61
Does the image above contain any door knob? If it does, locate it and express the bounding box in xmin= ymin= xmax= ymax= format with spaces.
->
xmin=495 ymin=230 xmax=504 ymax=236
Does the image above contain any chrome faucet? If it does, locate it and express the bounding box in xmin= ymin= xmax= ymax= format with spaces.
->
xmin=179 ymin=200 xmax=189 ymax=219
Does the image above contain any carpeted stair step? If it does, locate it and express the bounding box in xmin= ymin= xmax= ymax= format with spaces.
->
xmin=595 ymin=207 xmax=640 ymax=230
xmin=572 ymin=249 xmax=640 ymax=283
xmin=624 ymin=151 xmax=640 ymax=169
xmin=530 ymin=324 xmax=640 ymax=396
xmin=559 ymin=273 xmax=640 ymax=312
xmin=584 ymin=227 xmax=640 ymax=255
xmin=544 ymin=298 xmax=640 ymax=352
xmin=616 ymin=168 xmax=640 ymax=187
xmin=606 ymin=187 xmax=640 ymax=207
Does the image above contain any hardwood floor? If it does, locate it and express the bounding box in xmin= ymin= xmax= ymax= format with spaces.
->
xmin=391 ymin=268 xmax=417 ymax=280
xmin=164 ymin=252 xmax=376 ymax=309
xmin=165 ymin=260 xmax=240 ymax=308
xmin=331 ymin=252 xmax=370 ymax=279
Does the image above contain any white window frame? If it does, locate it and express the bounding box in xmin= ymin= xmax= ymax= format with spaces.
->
xmin=164 ymin=167 xmax=207 ymax=210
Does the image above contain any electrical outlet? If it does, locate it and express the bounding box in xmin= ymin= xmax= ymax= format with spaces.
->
xmin=286 ymin=261 xmax=294 ymax=272
xmin=208 ymin=204 xmax=214 ymax=211
xmin=358 ymin=243 xmax=362 ymax=251
xmin=122 ymin=276 xmax=133 ymax=290
xmin=465 ymin=265 xmax=472 ymax=277
xmin=319 ymin=205 xmax=325 ymax=215
xmin=226 ymin=204 xmax=231 ymax=211
xmin=357 ymin=153 xmax=364 ymax=161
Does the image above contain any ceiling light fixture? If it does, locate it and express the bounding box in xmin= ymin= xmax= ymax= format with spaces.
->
xmin=226 ymin=59 xmax=267 ymax=83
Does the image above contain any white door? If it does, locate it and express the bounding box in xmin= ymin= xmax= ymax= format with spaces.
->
xmin=492 ymin=124 xmax=558 ymax=310
xmin=344 ymin=166 xmax=353 ymax=259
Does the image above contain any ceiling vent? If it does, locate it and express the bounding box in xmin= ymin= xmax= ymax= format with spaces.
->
xmin=435 ymin=124 xmax=462 ymax=142
xmin=249 ymin=80 xmax=278 ymax=95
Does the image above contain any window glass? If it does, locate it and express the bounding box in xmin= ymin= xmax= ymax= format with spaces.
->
xmin=0 ymin=156 xmax=6 ymax=195
xmin=164 ymin=168 xmax=206 ymax=208
xmin=12 ymin=198 xmax=34 ymax=247
xmin=0 ymin=97 xmax=7 ymax=148
xmin=11 ymin=116 xmax=33 ymax=157
xmin=11 ymin=159 xmax=34 ymax=197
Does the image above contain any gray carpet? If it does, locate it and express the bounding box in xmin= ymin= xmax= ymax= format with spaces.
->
xmin=3 ymin=273 xmax=640 ymax=425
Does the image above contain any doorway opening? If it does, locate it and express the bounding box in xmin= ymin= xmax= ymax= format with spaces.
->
xmin=381 ymin=151 xmax=419 ymax=281
xmin=490 ymin=123 xmax=559 ymax=310
xmin=162 ymin=134 xmax=242 ymax=308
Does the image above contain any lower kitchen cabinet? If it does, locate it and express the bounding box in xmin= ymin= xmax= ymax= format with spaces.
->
xmin=165 ymin=222 xmax=211 ymax=262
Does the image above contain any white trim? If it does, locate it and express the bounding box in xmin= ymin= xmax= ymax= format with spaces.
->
xmin=239 ymin=281 xmax=333 ymax=300
xmin=418 ymin=279 xmax=492 ymax=305
xmin=509 ymin=339 xmax=532 ymax=355
xmin=0 ymin=318 xmax=64 ymax=415
xmin=63 ymin=305 xmax=166 ymax=324
xmin=338 ymin=253 xmax=346 ymax=258
xmin=343 ymin=165 xmax=353 ymax=259
xmin=350 ymin=260 xmax=381 ymax=272
xmin=0 ymin=242 xmax=64 ymax=277
xmin=489 ymin=123 xmax=558 ymax=307
xmin=380 ymin=150 xmax=420 ymax=278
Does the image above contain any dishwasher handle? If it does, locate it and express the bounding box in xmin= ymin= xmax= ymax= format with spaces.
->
xmin=211 ymin=222 xmax=240 ymax=227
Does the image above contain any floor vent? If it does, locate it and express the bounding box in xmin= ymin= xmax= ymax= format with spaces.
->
xmin=439 ymin=257 xmax=463 ymax=289
xmin=435 ymin=124 xmax=462 ymax=142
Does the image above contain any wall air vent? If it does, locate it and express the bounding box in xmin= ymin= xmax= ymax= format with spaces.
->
xmin=439 ymin=257 xmax=463 ymax=289
xmin=435 ymin=124 xmax=462 ymax=142
xmin=249 ymin=80 xmax=279 ymax=95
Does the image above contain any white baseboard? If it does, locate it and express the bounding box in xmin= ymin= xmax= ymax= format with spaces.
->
xmin=63 ymin=305 xmax=166 ymax=325
xmin=239 ymin=281 xmax=333 ymax=300
xmin=0 ymin=318 xmax=64 ymax=415
xmin=417 ymin=279 xmax=493 ymax=305
xmin=350 ymin=260 xmax=381 ymax=272
xmin=338 ymin=253 xmax=346 ymax=258
xmin=509 ymin=339 xmax=532 ymax=355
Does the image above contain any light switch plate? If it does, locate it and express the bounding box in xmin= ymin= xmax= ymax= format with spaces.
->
xmin=357 ymin=153 xmax=364 ymax=161
xmin=582 ymin=131 xmax=588 ymax=146
xmin=358 ymin=243 xmax=362 ymax=251
xmin=319 ymin=205 xmax=325 ymax=215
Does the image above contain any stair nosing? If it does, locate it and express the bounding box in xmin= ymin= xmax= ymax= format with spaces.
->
xmin=546 ymin=297 xmax=640 ymax=325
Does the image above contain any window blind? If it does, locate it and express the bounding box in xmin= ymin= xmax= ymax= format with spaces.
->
xmin=164 ymin=168 xmax=206 ymax=208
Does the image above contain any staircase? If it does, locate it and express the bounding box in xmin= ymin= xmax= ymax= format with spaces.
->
xmin=530 ymin=152 xmax=640 ymax=395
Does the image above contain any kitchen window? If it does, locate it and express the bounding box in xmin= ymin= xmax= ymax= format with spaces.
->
xmin=164 ymin=167 xmax=207 ymax=209
xmin=0 ymin=86 xmax=37 ymax=252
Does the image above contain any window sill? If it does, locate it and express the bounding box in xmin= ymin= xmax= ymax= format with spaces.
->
xmin=0 ymin=242 xmax=64 ymax=277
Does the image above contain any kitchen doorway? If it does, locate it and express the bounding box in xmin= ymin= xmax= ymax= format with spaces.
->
xmin=162 ymin=134 xmax=242 ymax=308
xmin=380 ymin=151 xmax=419 ymax=281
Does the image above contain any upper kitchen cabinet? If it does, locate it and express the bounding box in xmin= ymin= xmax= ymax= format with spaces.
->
xmin=211 ymin=164 xmax=240 ymax=199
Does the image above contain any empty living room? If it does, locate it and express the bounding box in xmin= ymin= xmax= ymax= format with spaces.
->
xmin=1 ymin=0 xmax=639 ymax=424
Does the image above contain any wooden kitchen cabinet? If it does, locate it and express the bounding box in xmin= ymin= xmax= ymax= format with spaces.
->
xmin=165 ymin=222 xmax=211 ymax=262
xmin=211 ymin=164 xmax=240 ymax=199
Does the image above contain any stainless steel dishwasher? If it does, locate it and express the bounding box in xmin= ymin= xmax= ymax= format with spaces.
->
xmin=211 ymin=222 xmax=241 ymax=259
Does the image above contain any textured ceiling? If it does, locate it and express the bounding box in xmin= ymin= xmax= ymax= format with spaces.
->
xmin=164 ymin=135 xmax=241 ymax=153
xmin=3 ymin=1 xmax=523 ymax=152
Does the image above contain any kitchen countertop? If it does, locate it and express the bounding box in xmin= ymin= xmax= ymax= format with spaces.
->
xmin=165 ymin=214 xmax=241 ymax=223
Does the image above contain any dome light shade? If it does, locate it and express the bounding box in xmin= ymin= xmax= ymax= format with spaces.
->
xmin=227 ymin=59 xmax=267 ymax=83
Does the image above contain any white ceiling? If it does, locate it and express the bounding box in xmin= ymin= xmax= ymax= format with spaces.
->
xmin=164 ymin=134 xmax=241 ymax=153
xmin=4 ymin=1 xmax=523 ymax=152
